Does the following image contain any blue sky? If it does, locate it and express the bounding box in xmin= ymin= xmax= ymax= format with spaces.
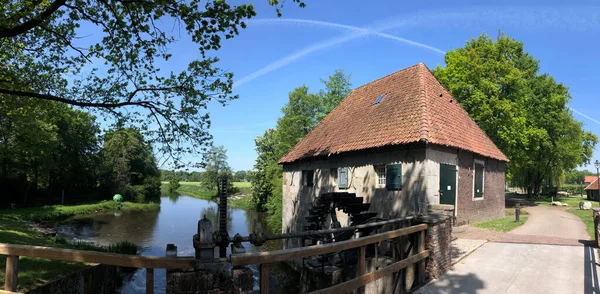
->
xmin=156 ymin=1 xmax=600 ymax=172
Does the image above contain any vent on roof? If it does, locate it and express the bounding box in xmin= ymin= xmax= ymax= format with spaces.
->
xmin=373 ymin=94 xmax=386 ymax=105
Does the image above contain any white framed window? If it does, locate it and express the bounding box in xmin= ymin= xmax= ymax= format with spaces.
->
xmin=376 ymin=165 xmax=386 ymax=185
xmin=473 ymin=159 xmax=485 ymax=200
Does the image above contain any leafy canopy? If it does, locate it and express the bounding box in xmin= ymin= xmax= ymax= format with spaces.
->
xmin=0 ymin=0 xmax=304 ymax=168
xmin=433 ymin=32 xmax=597 ymax=196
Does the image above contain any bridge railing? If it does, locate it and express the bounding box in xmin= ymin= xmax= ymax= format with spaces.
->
xmin=0 ymin=243 xmax=195 ymax=294
xmin=230 ymin=223 xmax=429 ymax=294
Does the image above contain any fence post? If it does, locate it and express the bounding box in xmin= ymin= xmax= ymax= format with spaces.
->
xmin=357 ymin=245 xmax=366 ymax=294
xmin=146 ymin=268 xmax=154 ymax=294
xmin=418 ymin=230 xmax=426 ymax=285
xmin=260 ymin=263 xmax=270 ymax=294
xmin=4 ymin=255 xmax=19 ymax=292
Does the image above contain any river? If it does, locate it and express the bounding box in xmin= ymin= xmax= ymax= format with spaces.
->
xmin=54 ymin=195 xmax=299 ymax=293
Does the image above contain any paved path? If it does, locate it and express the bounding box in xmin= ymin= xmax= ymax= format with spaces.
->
xmin=498 ymin=205 xmax=589 ymax=246
xmin=420 ymin=204 xmax=599 ymax=294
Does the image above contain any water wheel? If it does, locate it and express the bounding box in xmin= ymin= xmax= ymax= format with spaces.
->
xmin=303 ymin=192 xmax=378 ymax=245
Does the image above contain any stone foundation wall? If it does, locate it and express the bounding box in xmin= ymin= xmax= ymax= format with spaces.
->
xmin=26 ymin=265 xmax=117 ymax=294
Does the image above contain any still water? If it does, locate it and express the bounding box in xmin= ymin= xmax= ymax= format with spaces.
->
xmin=54 ymin=195 xmax=298 ymax=293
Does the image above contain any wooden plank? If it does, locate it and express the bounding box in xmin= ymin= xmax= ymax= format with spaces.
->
xmin=146 ymin=268 xmax=154 ymax=294
xmin=0 ymin=290 xmax=23 ymax=294
xmin=357 ymin=246 xmax=366 ymax=294
xmin=231 ymin=224 xmax=427 ymax=266
xmin=308 ymin=251 xmax=429 ymax=294
xmin=260 ymin=263 xmax=269 ymax=294
xmin=4 ymin=255 xmax=18 ymax=292
xmin=418 ymin=230 xmax=426 ymax=285
xmin=0 ymin=244 xmax=194 ymax=269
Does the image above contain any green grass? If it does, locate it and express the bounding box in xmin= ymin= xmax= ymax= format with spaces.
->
xmin=7 ymin=201 xmax=160 ymax=223
xmin=473 ymin=210 xmax=528 ymax=232
xmin=531 ymin=196 xmax=598 ymax=208
xmin=0 ymin=202 xmax=151 ymax=291
xmin=565 ymin=209 xmax=596 ymax=239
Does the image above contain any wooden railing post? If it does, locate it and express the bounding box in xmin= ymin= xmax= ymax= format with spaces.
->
xmin=146 ymin=268 xmax=154 ymax=294
xmin=357 ymin=245 xmax=366 ymax=294
xmin=4 ymin=255 xmax=19 ymax=292
xmin=418 ymin=230 xmax=426 ymax=285
xmin=260 ymin=263 xmax=269 ymax=294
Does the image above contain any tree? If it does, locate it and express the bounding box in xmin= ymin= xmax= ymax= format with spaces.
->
xmin=1 ymin=0 xmax=304 ymax=168
xmin=318 ymin=69 xmax=352 ymax=120
xmin=168 ymin=177 xmax=180 ymax=193
xmin=200 ymin=145 xmax=233 ymax=191
xmin=250 ymin=70 xmax=351 ymax=226
xmin=0 ymin=96 xmax=101 ymax=205
xmin=233 ymin=170 xmax=248 ymax=182
xmin=433 ymin=32 xmax=597 ymax=196
xmin=100 ymin=128 xmax=160 ymax=202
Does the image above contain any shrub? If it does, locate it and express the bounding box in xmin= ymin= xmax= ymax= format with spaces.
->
xmin=169 ymin=177 xmax=181 ymax=193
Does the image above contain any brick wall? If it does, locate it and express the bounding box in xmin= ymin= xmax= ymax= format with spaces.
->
xmin=456 ymin=150 xmax=505 ymax=225
xmin=418 ymin=214 xmax=452 ymax=281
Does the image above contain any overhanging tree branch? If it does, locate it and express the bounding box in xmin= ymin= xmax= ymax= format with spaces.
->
xmin=0 ymin=0 xmax=67 ymax=38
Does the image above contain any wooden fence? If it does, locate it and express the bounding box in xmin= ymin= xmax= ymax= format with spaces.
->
xmin=231 ymin=223 xmax=429 ymax=294
xmin=0 ymin=243 xmax=195 ymax=294
xmin=1 ymin=223 xmax=429 ymax=294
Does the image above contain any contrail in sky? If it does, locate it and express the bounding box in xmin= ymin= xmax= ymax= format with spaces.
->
xmin=570 ymin=107 xmax=600 ymax=126
xmin=233 ymin=19 xmax=445 ymax=88
xmin=234 ymin=6 xmax=600 ymax=89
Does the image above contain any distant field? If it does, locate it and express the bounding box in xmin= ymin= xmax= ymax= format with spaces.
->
xmin=161 ymin=181 xmax=250 ymax=188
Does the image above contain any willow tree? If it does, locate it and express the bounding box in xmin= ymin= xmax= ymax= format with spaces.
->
xmin=433 ymin=33 xmax=597 ymax=196
xmin=0 ymin=0 xmax=304 ymax=168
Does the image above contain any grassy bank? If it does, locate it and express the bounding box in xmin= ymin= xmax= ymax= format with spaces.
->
xmin=531 ymin=196 xmax=598 ymax=238
xmin=11 ymin=200 xmax=160 ymax=223
xmin=473 ymin=209 xmax=529 ymax=232
xmin=162 ymin=181 xmax=254 ymax=210
xmin=0 ymin=201 xmax=155 ymax=291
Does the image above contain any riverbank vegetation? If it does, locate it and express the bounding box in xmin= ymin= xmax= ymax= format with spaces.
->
xmin=0 ymin=202 xmax=150 ymax=291
xmin=1 ymin=96 xmax=162 ymax=207
xmin=162 ymin=181 xmax=252 ymax=210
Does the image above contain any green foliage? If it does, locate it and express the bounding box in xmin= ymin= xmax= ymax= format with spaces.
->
xmin=565 ymin=169 xmax=593 ymax=185
xmin=433 ymin=32 xmax=597 ymax=196
xmin=251 ymin=70 xmax=352 ymax=228
xmin=168 ymin=177 xmax=181 ymax=193
xmin=100 ymin=128 xmax=161 ymax=203
xmin=233 ymin=170 xmax=250 ymax=182
xmin=0 ymin=97 xmax=100 ymax=205
xmin=200 ymin=145 xmax=235 ymax=192
xmin=0 ymin=0 xmax=305 ymax=168
xmin=160 ymin=170 xmax=203 ymax=182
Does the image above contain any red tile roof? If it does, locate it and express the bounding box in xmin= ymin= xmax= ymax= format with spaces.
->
xmin=584 ymin=176 xmax=597 ymax=184
xmin=585 ymin=178 xmax=599 ymax=190
xmin=279 ymin=63 xmax=509 ymax=164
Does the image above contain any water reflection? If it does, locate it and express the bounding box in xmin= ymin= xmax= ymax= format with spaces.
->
xmin=54 ymin=195 xmax=297 ymax=293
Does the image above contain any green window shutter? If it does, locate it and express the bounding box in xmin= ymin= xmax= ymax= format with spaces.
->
xmin=474 ymin=163 xmax=484 ymax=198
xmin=386 ymin=164 xmax=402 ymax=190
xmin=338 ymin=167 xmax=348 ymax=189
xmin=306 ymin=170 xmax=314 ymax=187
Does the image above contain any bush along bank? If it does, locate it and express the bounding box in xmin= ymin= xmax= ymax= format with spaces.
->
xmin=0 ymin=201 xmax=155 ymax=291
